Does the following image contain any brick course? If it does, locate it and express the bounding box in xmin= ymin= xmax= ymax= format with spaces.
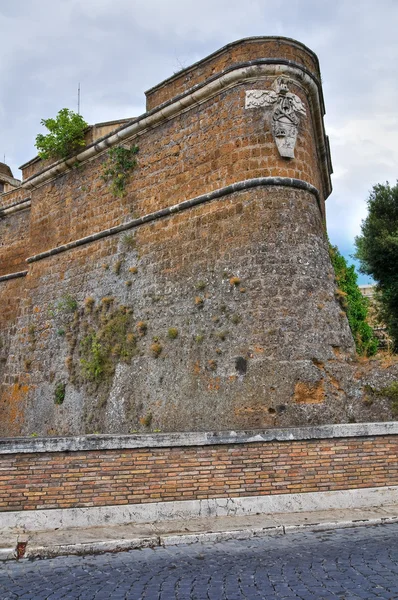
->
xmin=0 ymin=435 xmax=397 ymax=511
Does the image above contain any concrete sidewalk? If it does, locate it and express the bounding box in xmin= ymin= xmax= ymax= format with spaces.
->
xmin=1 ymin=504 xmax=398 ymax=561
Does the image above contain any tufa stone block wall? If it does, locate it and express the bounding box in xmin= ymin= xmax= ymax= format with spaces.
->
xmin=0 ymin=37 xmax=397 ymax=436
xmin=145 ymin=37 xmax=321 ymax=111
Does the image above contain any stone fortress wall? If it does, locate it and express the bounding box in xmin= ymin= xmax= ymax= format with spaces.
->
xmin=0 ymin=37 xmax=397 ymax=437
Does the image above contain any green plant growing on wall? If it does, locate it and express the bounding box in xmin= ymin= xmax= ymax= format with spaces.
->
xmin=100 ymin=310 xmax=137 ymax=362
xmin=84 ymin=297 xmax=95 ymax=313
xmin=136 ymin=321 xmax=147 ymax=336
xmin=35 ymin=108 xmax=88 ymax=160
xmin=216 ymin=330 xmax=228 ymax=341
xmin=122 ymin=234 xmax=136 ymax=250
xmin=56 ymin=294 xmax=78 ymax=314
xmin=113 ymin=260 xmax=123 ymax=275
xmin=195 ymin=296 xmax=204 ymax=307
xmin=363 ymin=381 xmax=398 ymax=416
xmin=101 ymin=296 xmax=114 ymax=309
xmin=79 ymin=307 xmax=138 ymax=383
xmin=140 ymin=412 xmax=153 ymax=428
xmin=167 ymin=327 xmax=179 ymax=339
xmin=80 ymin=333 xmax=107 ymax=381
xmin=101 ymin=145 xmax=139 ymax=197
xmin=329 ymin=243 xmax=378 ymax=356
xmin=151 ymin=341 xmax=163 ymax=358
xmin=229 ymin=276 xmax=241 ymax=287
xmin=54 ymin=382 xmax=66 ymax=405
xmin=388 ymin=383 xmax=398 ymax=416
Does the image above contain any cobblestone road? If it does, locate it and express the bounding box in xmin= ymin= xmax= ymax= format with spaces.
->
xmin=1 ymin=524 xmax=397 ymax=599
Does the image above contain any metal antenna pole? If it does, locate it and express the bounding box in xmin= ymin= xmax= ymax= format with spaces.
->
xmin=78 ymin=82 xmax=81 ymax=115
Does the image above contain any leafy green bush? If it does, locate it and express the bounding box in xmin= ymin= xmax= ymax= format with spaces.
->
xmin=35 ymin=108 xmax=88 ymax=160
xmin=329 ymin=243 xmax=378 ymax=356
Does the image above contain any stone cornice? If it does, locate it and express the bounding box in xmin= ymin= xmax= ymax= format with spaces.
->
xmin=0 ymin=422 xmax=397 ymax=454
xmin=0 ymin=197 xmax=31 ymax=216
xmin=0 ymin=270 xmax=27 ymax=283
xmin=0 ymin=173 xmax=21 ymax=187
xmin=26 ymin=177 xmax=320 ymax=264
xmin=21 ymin=60 xmax=332 ymax=199
xmin=145 ymin=36 xmax=321 ymax=98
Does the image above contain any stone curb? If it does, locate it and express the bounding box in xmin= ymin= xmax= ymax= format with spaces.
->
xmin=24 ymin=535 xmax=159 ymax=560
xmin=3 ymin=514 xmax=398 ymax=561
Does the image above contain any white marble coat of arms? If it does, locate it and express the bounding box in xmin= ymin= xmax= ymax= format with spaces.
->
xmin=245 ymin=78 xmax=306 ymax=159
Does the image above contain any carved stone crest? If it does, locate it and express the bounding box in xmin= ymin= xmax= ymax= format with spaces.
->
xmin=245 ymin=78 xmax=306 ymax=159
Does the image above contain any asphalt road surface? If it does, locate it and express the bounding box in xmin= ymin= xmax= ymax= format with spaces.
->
xmin=1 ymin=524 xmax=397 ymax=599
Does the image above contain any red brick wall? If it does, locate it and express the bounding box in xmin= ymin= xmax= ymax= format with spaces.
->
xmin=0 ymin=436 xmax=397 ymax=511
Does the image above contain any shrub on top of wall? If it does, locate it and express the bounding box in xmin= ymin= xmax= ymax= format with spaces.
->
xmin=35 ymin=108 xmax=88 ymax=160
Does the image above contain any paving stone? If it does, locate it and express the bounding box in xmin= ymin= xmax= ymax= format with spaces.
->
xmin=1 ymin=524 xmax=398 ymax=599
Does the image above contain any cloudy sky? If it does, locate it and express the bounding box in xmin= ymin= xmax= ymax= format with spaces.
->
xmin=1 ymin=0 xmax=397 ymax=283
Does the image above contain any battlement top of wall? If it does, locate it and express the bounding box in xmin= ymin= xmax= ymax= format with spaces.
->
xmin=145 ymin=36 xmax=322 ymax=112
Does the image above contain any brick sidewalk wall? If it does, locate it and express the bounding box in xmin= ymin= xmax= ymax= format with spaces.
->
xmin=1 ymin=434 xmax=397 ymax=511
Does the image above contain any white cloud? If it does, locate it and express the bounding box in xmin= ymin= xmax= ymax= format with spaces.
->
xmin=326 ymin=113 xmax=398 ymax=246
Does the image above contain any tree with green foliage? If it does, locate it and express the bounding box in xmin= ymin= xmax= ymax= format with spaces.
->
xmin=355 ymin=182 xmax=398 ymax=351
xmin=329 ymin=243 xmax=378 ymax=356
xmin=35 ymin=108 xmax=88 ymax=160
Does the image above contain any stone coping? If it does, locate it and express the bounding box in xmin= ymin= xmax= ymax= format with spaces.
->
xmin=0 ymin=422 xmax=397 ymax=455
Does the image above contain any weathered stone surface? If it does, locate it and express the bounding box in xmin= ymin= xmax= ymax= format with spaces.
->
xmin=0 ymin=421 xmax=396 ymax=454
xmin=0 ymin=37 xmax=396 ymax=436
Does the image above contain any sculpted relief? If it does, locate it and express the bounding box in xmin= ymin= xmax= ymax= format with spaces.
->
xmin=245 ymin=78 xmax=306 ymax=159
